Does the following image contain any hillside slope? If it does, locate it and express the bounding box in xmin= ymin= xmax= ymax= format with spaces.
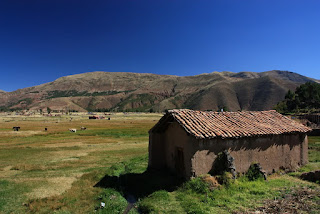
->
xmin=0 ymin=70 xmax=317 ymax=112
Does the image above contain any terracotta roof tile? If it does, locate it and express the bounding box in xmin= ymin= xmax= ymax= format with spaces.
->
xmin=161 ymin=109 xmax=311 ymax=139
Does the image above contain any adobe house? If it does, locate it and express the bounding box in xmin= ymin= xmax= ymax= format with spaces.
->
xmin=148 ymin=109 xmax=311 ymax=179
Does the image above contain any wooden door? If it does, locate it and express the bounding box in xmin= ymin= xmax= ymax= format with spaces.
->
xmin=175 ymin=147 xmax=185 ymax=176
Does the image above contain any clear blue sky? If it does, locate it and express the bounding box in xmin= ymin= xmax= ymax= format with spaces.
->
xmin=1 ymin=0 xmax=320 ymax=92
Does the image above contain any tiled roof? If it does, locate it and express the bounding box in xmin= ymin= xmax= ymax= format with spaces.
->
xmin=155 ymin=109 xmax=311 ymax=139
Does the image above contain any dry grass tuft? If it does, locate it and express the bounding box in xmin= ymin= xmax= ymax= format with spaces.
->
xmin=26 ymin=176 xmax=80 ymax=199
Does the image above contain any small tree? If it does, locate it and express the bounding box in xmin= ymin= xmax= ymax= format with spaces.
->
xmin=218 ymin=106 xmax=228 ymax=112
xmin=47 ymin=107 xmax=52 ymax=114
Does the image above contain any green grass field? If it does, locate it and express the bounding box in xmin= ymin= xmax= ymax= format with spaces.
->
xmin=0 ymin=113 xmax=319 ymax=213
xmin=0 ymin=113 xmax=160 ymax=213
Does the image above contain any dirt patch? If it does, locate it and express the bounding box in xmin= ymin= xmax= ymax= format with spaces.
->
xmin=246 ymin=187 xmax=320 ymax=213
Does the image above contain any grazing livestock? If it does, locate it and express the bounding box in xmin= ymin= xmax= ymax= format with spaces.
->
xmin=13 ymin=127 xmax=20 ymax=131
xmin=45 ymin=128 xmax=48 ymax=131
xmin=81 ymin=127 xmax=86 ymax=130
xmin=89 ymin=116 xmax=99 ymax=119
xmin=89 ymin=115 xmax=105 ymax=119
xmin=69 ymin=128 xmax=77 ymax=133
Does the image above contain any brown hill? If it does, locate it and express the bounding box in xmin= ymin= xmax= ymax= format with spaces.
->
xmin=0 ymin=70 xmax=317 ymax=112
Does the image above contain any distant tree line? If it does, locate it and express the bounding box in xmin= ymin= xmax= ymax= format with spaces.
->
xmin=275 ymin=82 xmax=320 ymax=113
xmin=45 ymin=90 xmax=134 ymax=99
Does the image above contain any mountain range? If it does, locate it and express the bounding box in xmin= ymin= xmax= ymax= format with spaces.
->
xmin=0 ymin=70 xmax=318 ymax=112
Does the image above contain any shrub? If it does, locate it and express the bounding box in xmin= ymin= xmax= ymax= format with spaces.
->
xmin=246 ymin=163 xmax=265 ymax=181
xmin=219 ymin=172 xmax=235 ymax=187
xmin=210 ymin=150 xmax=236 ymax=178
xmin=183 ymin=178 xmax=210 ymax=194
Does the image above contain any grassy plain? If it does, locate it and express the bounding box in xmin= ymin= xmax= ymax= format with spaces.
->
xmin=0 ymin=112 xmax=319 ymax=213
xmin=0 ymin=112 xmax=161 ymax=213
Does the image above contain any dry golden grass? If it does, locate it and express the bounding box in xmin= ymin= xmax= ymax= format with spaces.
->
xmin=0 ymin=130 xmax=43 ymax=137
xmin=25 ymin=176 xmax=81 ymax=199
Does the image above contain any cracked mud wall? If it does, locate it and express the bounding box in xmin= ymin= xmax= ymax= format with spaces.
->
xmin=149 ymin=122 xmax=308 ymax=178
xmin=191 ymin=134 xmax=308 ymax=176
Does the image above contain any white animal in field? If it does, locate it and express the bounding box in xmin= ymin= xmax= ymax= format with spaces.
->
xmin=69 ymin=128 xmax=77 ymax=133
xmin=81 ymin=127 xmax=86 ymax=130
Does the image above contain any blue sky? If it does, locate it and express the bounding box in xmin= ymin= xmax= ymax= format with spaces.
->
xmin=0 ymin=0 xmax=320 ymax=92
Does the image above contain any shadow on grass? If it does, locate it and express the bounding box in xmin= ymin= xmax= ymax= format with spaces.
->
xmin=94 ymin=169 xmax=184 ymax=199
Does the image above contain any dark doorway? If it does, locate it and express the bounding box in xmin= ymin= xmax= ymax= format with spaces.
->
xmin=175 ymin=147 xmax=185 ymax=176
